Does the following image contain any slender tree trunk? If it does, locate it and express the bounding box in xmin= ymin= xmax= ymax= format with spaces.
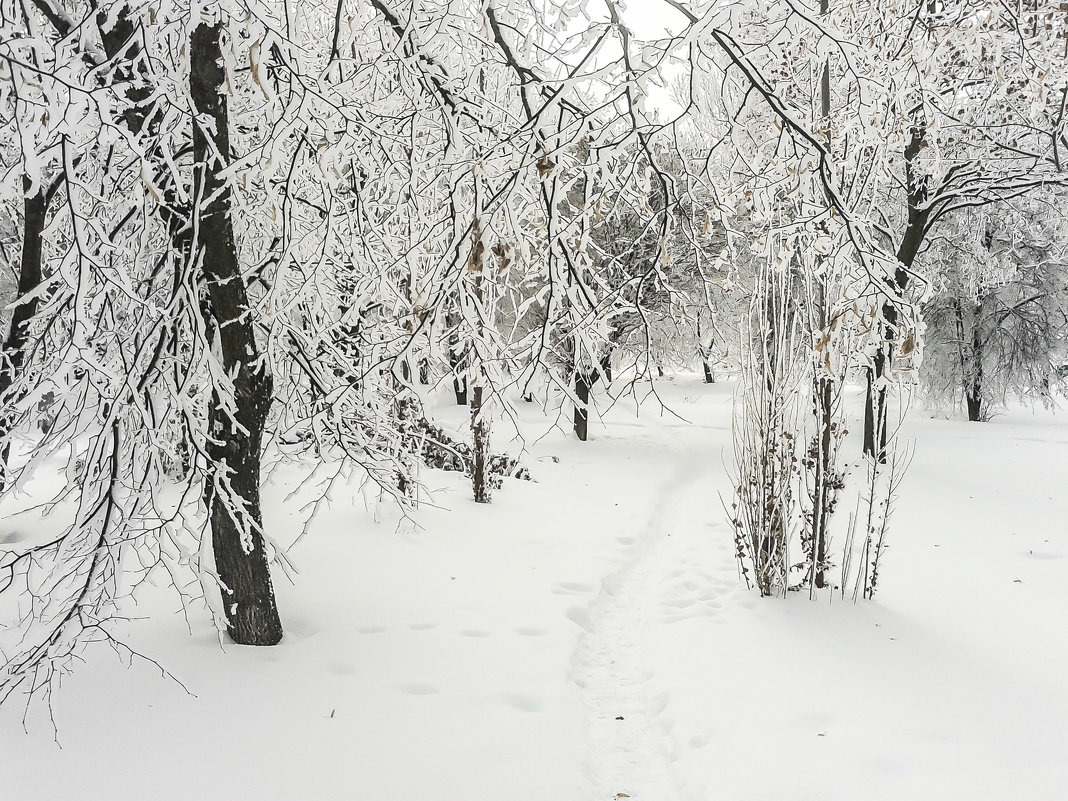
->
xmin=967 ymin=300 xmax=985 ymax=422
xmin=863 ymin=349 xmax=889 ymax=459
xmin=599 ymin=351 xmax=612 ymax=383
xmin=466 ymin=217 xmax=490 ymax=503
xmin=812 ymin=375 xmax=833 ymax=588
xmin=696 ymin=317 xmax=715 ymax=383
xmin=953 ymin=296 xmax=985 ymax=422
xmin=864 ymin=129 xmax=927 ymax=460
xmin=446 ymin=309 xmax=468 ymax=405
xmin=191 ymin=21 xmax=282 ymax=646
xmin=453 ymin=368 xmax=468 ymax=405
xmin=966 ymin=386 xmax=983 ymax=422
xmin=470 ymin=385 xmax=490 ymax=503
xmin=573 ymin=369 xmax=595 ymax=442
xmin=450 ymin=346 xmax=468 ymax=405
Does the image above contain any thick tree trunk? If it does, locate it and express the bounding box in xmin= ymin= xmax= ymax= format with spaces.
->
xmin=0 ymin=182 xmax=49 ymax=489
xmin=191 ymin=21 xmax=282 ymax=646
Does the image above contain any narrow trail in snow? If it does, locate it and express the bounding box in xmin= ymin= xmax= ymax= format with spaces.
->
xmin=568 ymin=441 xmax=715 ymax=801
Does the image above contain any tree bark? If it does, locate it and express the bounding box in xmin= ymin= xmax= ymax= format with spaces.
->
xmin=0 ymin=182 xmax=49 ymax=488
xmin=966 ymin=389 xmax=983 ymax=422
xmin=470 ymin=385 xmax=490 ymax=503
xmin=573 ymin=370 xmax=595 ymax=442
xmin=450 ymin=346 xmax=468 ymax=405
xmin=191 ymin=20 xmax=282 ymax=646
xmin=447 ymin=309 xmax=468 ymax=405
xmin=966 ymin=299 xmax=985 ymax=422
xmin=599 ymin=351 xmax=613 ymax=383
xmin=466 ymin=218 xmax=489 ymax=503
xmin=864 ymin=128 xmax=928 ymax=460
xmin=812 ymin=375 xmax=833 ymax=589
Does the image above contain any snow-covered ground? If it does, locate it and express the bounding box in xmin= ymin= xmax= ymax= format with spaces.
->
xmin=2 ymin=376 xmax=1066 ymax=800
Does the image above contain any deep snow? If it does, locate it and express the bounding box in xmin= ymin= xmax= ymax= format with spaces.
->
xmin=2 ymin=377 xmax=1066 ymax=800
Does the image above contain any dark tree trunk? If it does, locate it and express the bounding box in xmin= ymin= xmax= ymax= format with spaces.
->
xmin=599 ymin=351 xmax=612 ymax=383
xmin=451 ymin=353 xmax=468 ymax=405
xmin=466 ymin=219 xmax=489 ymax=503
xmin=0 ymin=182 xmax=49 ymax=488
xmin=191 ymin=21 xmax=282 ymax=646
xmin=696 ymin=316 xmax=715 ymax=383
xmin=452 ymin=374 xmax=468 ymax=405
xmin=812 ymin=376 xmax=833 ymax=589
xmin=863 ymin=349 xmax=888 ymax=461
xmin=447 ymin=313 xmax=467 ymax=405
xmin=470 ymin=387 xmax=490 ymax=503
xmin=573 ymin=370 xmax=595 ymax=442
xmin=953 ymin=296 xmax=985 ymax=422
xmin=812 ymin=6 xmax=834 ymax=591
xmin=967 ymin=315 xmax=985 ymax=422
xmin=864 ymin=128 xmax=927 ymax=461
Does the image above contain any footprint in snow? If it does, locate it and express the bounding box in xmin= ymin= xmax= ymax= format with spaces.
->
xmin=554 ymin=581 xmax=595 ymax=595
xmin=663 ymin=598 xmax=694 ymax=610
xmin=565 ymin=606 xmax=596 ymax=633
xmin=400 ymin=684 xmax=439 ymax=696
xmin=515 ymin=627 xmax=547 ymax=636
xmin=503 ymin=694 xmax=543 ymax=713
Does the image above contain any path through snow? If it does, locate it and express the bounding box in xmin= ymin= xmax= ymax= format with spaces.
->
xmin=569 ymin=430 xmax=735 ymax=801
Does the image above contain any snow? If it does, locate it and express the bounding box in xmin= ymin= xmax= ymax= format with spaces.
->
xmin=3 ymin=376 xmax=1067 ymax=800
